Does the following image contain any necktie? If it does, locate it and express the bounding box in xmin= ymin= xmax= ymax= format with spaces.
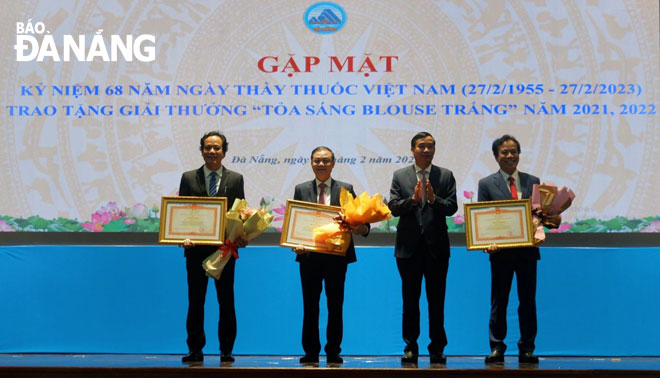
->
xmin=508 ymin=176 xmax=518 ymax=199
xmin=420 ymin=170 xmax=427 ymax=205
xmin=318 ymin=182 xmax=327 ymax=204
xmin=209 ymin=171 xmax=218 ymax=197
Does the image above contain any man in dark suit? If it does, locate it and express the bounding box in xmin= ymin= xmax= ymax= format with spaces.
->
xmin=178 ymin=131 xmax=246 ymax=364
xmin=293 ymin=146 xmax=369 ymax=365
xmin=478 ymin=134 xmax=540 ymax=364
xmin=388 ymin=132 xmax=457 ymax=365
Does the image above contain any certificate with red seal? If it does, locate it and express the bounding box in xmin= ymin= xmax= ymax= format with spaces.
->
xmin=279 ymin=200 xmax=349 ymax=255
xmin=464 ymin=199 xmax=535 ymax=250
xmin=158 ymin=196 xmax=227 ymax=246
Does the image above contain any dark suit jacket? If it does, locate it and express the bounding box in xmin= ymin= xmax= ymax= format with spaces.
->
xmin=179 ymin=165 xmax=245 ymax=258
xmin=388 ymin=164 xmax=458 ymax=259
xmin=477 ymin=170 xmax=540 ymax=261
xmin=293 ymin=179 xmax=368 ymax=263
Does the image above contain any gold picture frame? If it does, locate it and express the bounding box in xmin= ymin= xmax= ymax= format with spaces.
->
xmin=464 ymin=199 xmax=535 ymax=250
xmin=158 ymin=196 xmax=227 ymax=246
xmin=279 ymin=199 xmax=350 ymax=255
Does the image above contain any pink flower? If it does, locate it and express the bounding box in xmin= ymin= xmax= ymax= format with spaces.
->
xmin=91 ymin=211 xmax=113 ymax=225
xmin=100 ymin=201 xmax=126 ymax=220
xmin=82 ymin=222 xmax=104 ymax=232
xmin=0 ymin=219 xmax=16 ymax=232
xmin=641 ymin=220 xmax=660 ymax=233
xmin=238 ymin=207 xmax=257 ymax=221
xmin=127 ymin=203 xmax=149 ymax=220
xmin=463 ymin=191 xmax=474 ymax=200
xmin=549 ymin=223 xmax=572 ymax=233
xmin=85 ymin=201 xmax=131 ymax=230
xmin=124 ymin=218 xmax=137 ymax=225
xmin=452 ymin=215 xmax=465 ymax=224
xmin=101 ymin=201 xmax=119 ymax=212
xmin=272 ymin=204 xmax=286 ymax=222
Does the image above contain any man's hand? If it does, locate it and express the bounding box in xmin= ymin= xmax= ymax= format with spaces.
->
xmin=412 ymin=180 xmax=423 ymax=203
xmin=424 ymin=180 xmax=435 ymax=203
xmin=180 ymin=238 xmax=194 ymax=248
xmin=235 ymin=237 xmax=248 ymax=248
xmin=292 ymin=244 xmax=307 ymax=255
xmin=542 ymin=214 xmax=562 ymax=229
xmin=348 ymin=222 xmax=368 ymax=235
xmin=484 ymin=243 xmax=500 ymax=255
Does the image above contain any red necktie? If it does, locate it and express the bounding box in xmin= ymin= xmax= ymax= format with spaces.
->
xmin=508 ymin=176 xmax=518 ymax=199
xmin=318 ymin=182 xmax=327 ymax=204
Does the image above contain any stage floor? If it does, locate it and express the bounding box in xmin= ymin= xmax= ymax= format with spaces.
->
xmin=1 ymin=354 xmax=659 ymax=370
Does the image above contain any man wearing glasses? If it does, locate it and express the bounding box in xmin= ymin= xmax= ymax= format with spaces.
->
xmin=292 ymin=146 xmax=369 ymax=366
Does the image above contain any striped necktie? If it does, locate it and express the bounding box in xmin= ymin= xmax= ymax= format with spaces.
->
xmin=209 ymin=171 xmax=218 ymax=197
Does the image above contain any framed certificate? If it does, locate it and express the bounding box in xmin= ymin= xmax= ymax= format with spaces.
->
xmin=280 ymin=199 xmax=349 ymax=255
xmin=158 ymin=196 xmax=227 ymax=246
xmin=464 ymin=199 xmax=535 ymax=250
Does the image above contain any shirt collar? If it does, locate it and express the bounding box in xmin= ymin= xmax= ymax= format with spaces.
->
xmin=315 ymin=178 xmax=332 ymax=188
xmin=414 ymin=164 xmax=431 ymax=175
xmin=499 ymin=169 xmax=519 ymax=182
xmin=203 ymin=165 xmax=223 ymax=178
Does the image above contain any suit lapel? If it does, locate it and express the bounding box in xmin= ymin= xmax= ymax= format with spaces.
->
xmin=519 ymin=173 xmax=532 ymax=199
xmin=428 ymin=165 xmax=439 ymax=186
xmin=195 ymin=167 xmax=207 ymax=196
xmin=218 ymin=167 xmax=229 ymax=196
xmin=306 ymin=180 xmax=317 ymax=203
xmin=492 ymin=173 xmax=512 ymax=199
xmin=330 ymin=180 xmax=340 ymax=206
xmin=407 ymin=165 xmax=418 ymax=190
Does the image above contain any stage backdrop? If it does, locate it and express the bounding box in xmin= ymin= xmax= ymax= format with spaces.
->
xmin=1 ymin=0 xmax=660 ymax=235
xmin=1 ymin=245 xmax=659 ymax=356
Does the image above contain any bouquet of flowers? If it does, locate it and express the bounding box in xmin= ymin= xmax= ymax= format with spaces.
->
xmin=531 ymin=183 xmax=575 ymax=244
xmin=202 ymin=199 xmax=273 ymax=279
xmin=312 ymin=187 xmax=391 ymax=252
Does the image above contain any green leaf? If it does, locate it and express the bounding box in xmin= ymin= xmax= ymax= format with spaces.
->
xmin=12 ymin=218 xmax=31 ymax=230
xmin=103 ymin=219 xmax=127 ymax=232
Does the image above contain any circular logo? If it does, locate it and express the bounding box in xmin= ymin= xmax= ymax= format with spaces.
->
xmin=304 ymin=2 xmax=346 ymax=34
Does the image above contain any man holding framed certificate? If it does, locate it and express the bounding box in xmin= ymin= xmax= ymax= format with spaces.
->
xmin=478 ymin=134 xmax=541 ymax=364
xmin=178 ymin=131 xmax=246 ymax=364
xmin=292 ymin=146 xmax=369 ymax=365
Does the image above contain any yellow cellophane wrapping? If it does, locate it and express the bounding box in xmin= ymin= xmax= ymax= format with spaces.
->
xmin=312 ymin=187 xmax=391 ymax=251
xmin=312 ymin=222 xmax=350 ymax=253
xmin=339 ymin=187 xmax=392 ymax=225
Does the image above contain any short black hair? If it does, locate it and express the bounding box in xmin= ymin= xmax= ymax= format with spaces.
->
xmin=411 ymin=131 xmax=434 ymax=149
xmin=310 ymin=146 xmax=335 ymax=161
xmin=491 ymin=134 xmax=521 ymax=157
xmin=199 ymin=131 xmax=228 ymax=153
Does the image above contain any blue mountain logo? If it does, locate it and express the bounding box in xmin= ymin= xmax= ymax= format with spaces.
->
xmin=304 ymin=2 xmax=347 ymax=34
xmin=309 ymin=9 xmax=341 ymax=25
